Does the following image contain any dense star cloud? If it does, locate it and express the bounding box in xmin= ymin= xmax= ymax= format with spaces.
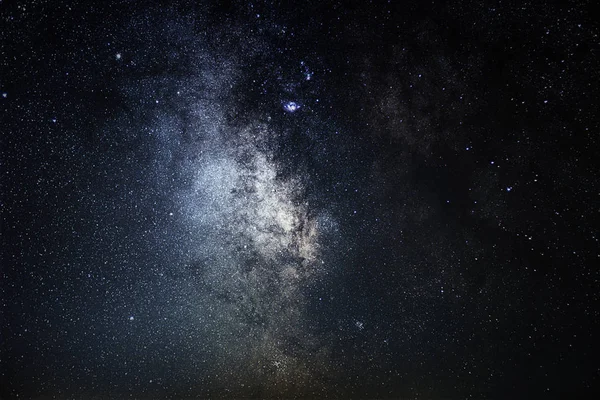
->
xmin=1 ymin=0 xmax=599 ymax=399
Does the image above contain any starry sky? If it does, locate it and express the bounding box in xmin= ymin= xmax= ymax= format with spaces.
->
xmin=1 ymin=0 xmax=599 ymax=399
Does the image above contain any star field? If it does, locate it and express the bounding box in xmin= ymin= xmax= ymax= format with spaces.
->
xmin=1 ymin=0 xmax=599 ymax=399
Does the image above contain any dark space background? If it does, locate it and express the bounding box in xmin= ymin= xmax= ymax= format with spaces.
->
xmin=1 ymin=0 xmax=599 ymax=398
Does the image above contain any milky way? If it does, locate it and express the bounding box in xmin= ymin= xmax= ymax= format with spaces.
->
xmin=115 ymin=24 xmax=340 ymax=394
xmin=176 ymin=109 xmax=331 ymax=393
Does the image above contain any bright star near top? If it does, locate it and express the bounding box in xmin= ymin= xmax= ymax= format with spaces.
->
xmin=283 ymin=101 xmax=300 ymax=113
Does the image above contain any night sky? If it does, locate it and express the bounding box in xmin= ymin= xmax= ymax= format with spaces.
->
xmin=1 ymin=1 xmax=599 ymax=399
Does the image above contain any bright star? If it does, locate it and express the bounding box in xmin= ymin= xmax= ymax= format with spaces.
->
xmin=283 ymin=101 xmax=300 ymax=113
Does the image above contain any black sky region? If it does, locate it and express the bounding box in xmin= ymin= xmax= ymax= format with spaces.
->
xmin=1 ymin=0 xmax=599 ymax=399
